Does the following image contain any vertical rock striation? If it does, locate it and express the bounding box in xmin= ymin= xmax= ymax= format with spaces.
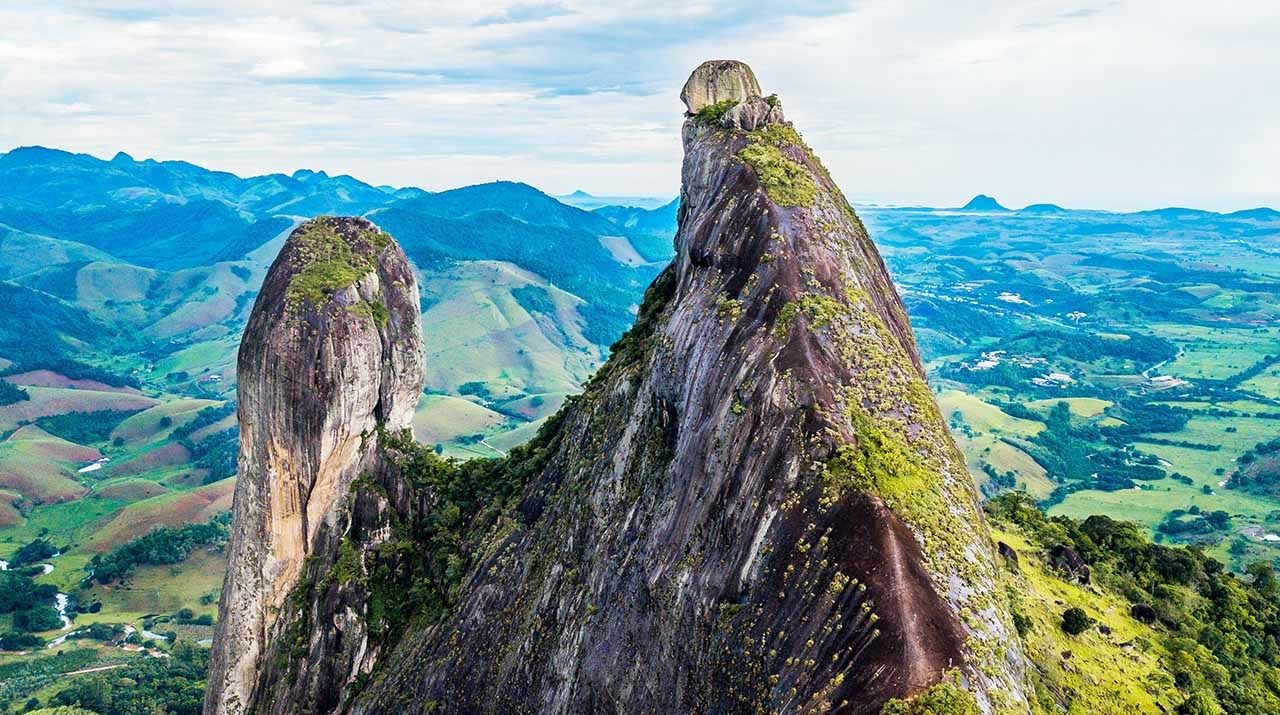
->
xmin=204 ymin=217 xmax=423 ymax=715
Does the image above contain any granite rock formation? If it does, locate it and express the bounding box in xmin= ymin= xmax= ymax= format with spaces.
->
xmin=204 ymin=217 xmax=423 ymax=715
xmin=209 ymin=63 xmax=1029 ymax=715
xmin=680 ymin=59 xmax=763 ymax=114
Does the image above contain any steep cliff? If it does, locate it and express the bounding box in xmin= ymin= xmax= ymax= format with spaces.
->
xmin=211 ymin=62 xmax=1028 ymax=714
xmin=204 ymin=216 xmax=423 ymax=715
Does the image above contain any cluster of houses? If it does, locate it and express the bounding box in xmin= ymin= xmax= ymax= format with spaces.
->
xmin=996 ymin=291 xmax=1032 ymax=306
xmin=960 ymin=350 xmax=1079 ymax=389
xmin=966 ymin=350 xmax=1048 ymax=372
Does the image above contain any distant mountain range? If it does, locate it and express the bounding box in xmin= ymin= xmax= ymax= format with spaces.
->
xmin=2 ymin=145 xmax=1272 ymax=385
xmin=0 ymin=146 xmax=680 ymax=419
xmin=954 ymin=193 xmax=1278 ymax=217
xmin=0 ymin=146 xmax=424 ymax=270
xmin=556 ymin=189 xmax=673 ymax=211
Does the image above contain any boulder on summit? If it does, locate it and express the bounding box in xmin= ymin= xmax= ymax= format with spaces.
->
xmin=679 ymin=59 xmax=762 ymax=113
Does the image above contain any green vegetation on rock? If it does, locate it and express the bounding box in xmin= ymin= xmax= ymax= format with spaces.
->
xmin=362 ymin=413 xmax=564 ymax=641
xmin=693 ymin=98 xmax=738 ymax=125
xmin=737 ymin=127 xmax=816 ymax=208
xmin=880 ymin=676 xmax=980 ymax=715
xmin=286 ymin=217 xmax=390 ymax=306
xmin=823 ymin=408 xmax=937 ymax=513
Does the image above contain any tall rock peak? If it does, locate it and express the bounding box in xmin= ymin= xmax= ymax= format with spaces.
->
xmin=204 ymin=216 xmax=423 ymax=715
xmin=211 ymin=65 xmax=1027 ymax=715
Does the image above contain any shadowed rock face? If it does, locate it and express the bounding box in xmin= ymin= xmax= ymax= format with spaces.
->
xmin=220 ymin=63 xmax=1028 ymax=715
xmin=204 ymin=217 xmax=422 ymax=715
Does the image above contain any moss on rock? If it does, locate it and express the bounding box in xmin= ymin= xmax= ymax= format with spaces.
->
xmin=694 ymin=98 xmax=740 ymax=125
xmin=880 ymin=675 xmax=981 ymax=715
xmin=737 ymin=138 xmax=816 ymax=208
xmin=286 ymin=217 xmax=391 ymax=306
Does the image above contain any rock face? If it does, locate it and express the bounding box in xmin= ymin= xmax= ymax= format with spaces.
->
xmin=680 ymin=59 xmax=762 ymax=113
xmin=724 ymin=94 xmax=787 ymax=131
xmin=1049 ymin=544 xmax=1090 ymax=584
xmin=217 ymin=63 xmax=1029 ymax=715
xmin=204 ymin=217 xmax=423 ymax=715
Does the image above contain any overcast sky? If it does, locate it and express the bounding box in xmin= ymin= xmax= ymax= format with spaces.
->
xmin=1 ymin=1 xmax=1276 ymax=210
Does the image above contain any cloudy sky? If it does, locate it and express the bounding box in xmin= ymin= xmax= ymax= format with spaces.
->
xmin=1 ymin=1 xmax=1276 ymax=210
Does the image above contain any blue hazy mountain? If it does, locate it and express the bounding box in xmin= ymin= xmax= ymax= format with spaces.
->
xmin=556 ymin=189 xmax=672 ymax=211
xmin=1019 ymin=203 xmax=1067 ymax=214
xmin=0 ymin=280 xmax=115 ymax=367
xmin=592 ymin=198 xmax=679 ymax=262
xmin=0 ymin=147 xmax=417 ymax=269
xmin=0 ymin=147 xmax=672 ymax=368
xmin=1132 ymin=207 xmax=1220 ymax=220
xmin=960 ymin=194 xmax=1011 ymax=211
xmin=1227 ymin=207 xmax=1280 ymax=220
xmin=393 ymin=181 xmax=622 ymax=233
xmin=370 ymin=182 xmax=660 ymax=344
xmin=4 ymin=144 xmax=1276 ymax=374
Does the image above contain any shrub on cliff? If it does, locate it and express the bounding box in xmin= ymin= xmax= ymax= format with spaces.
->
xmin=1061 ymin=607 xmax=1095 ymax=635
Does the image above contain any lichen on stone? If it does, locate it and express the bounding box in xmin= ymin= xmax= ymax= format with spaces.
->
xmin=715 ymin=293 xmax=744 ymax=321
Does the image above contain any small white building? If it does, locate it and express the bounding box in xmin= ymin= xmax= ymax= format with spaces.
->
xmin=1147 ymin=375 xmax=1188 ymax=390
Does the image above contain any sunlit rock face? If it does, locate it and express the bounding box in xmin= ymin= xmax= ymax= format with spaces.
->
xmin=204 ymin=217 xmax=422 ymax=715
xmin=680 ymin=59 xmax=763 ymax=113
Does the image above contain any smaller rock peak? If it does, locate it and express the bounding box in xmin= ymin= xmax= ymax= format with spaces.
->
xmin=207 ymin=213 xmax=421 ymax=715
xmin=680 ymin=60 xmax=762 ymax=114
xmin=721 ymin=93 xmax=785 ymax=131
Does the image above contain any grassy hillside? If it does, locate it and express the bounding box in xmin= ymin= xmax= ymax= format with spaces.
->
xmin=995 ymin=527 xmax=1180 ymax=713
xmin=988 ymin=493 xmax=1280 ymax=714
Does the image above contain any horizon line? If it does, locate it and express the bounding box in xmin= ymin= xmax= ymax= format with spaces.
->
xmin=3 ymin=144 xmax=1277 ymax=217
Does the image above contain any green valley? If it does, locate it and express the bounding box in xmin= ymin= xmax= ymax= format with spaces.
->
xmin=0 ymin=147 xmax=1277 ymax=712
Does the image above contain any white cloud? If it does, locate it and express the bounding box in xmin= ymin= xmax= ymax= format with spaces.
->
xmin=0 ymin=0 xmax=1276 ymax=210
